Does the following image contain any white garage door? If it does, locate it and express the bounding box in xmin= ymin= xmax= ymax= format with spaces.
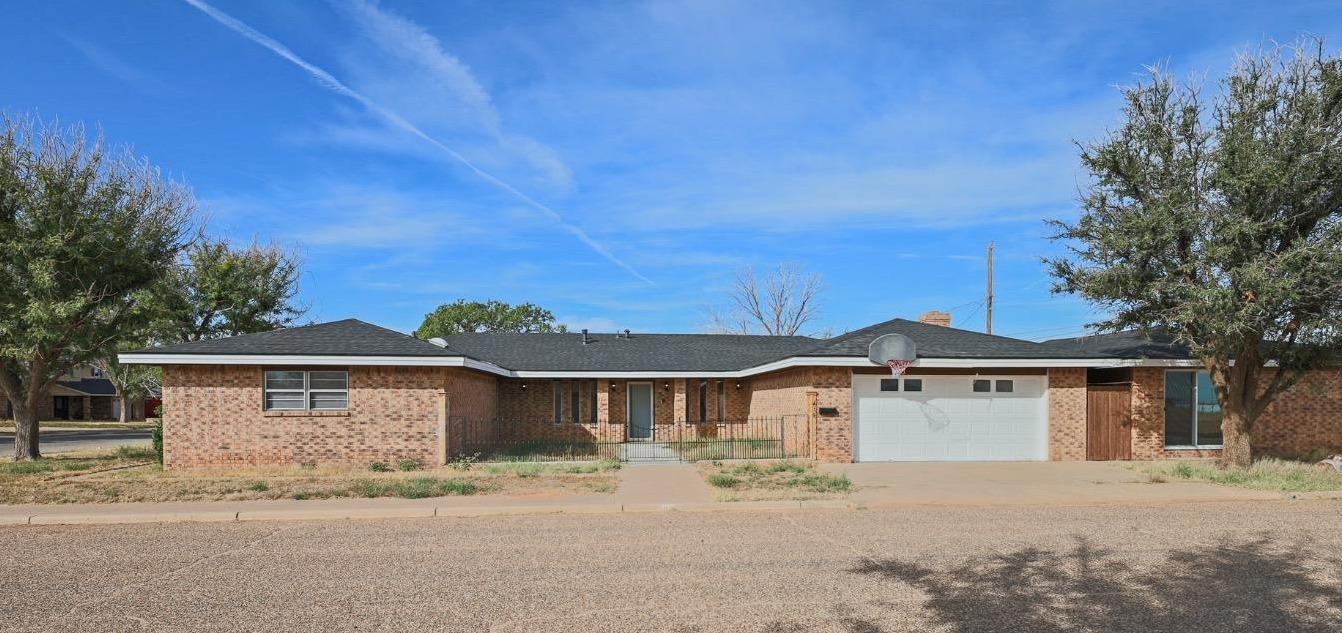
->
xmin=853 ymin=374 xmax=1047 ymax=461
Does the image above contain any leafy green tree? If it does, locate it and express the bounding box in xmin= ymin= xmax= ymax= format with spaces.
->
xmin=415 ymin=300 xmax=566 ymax=338
xmin=1048 ymin=40 xmax=1342 ymax=469
xmin=166 ymin=238 xmax=305 ymax=341
xmin=0 ymin=116 xmax=194 ymax=459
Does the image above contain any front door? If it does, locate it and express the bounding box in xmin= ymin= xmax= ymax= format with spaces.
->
xmin=52 ymin=396 xmax=69 ymax=420
xmin=627 ymin=382 xmax=653 ymax=441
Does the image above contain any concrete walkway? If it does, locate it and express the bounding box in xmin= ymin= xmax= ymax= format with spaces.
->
xmin=613 ymin=463 xmax=714 ymax=506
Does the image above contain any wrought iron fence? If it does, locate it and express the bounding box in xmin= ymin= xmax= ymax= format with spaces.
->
xmin=449 ymin=416 xmax=808 ymax=463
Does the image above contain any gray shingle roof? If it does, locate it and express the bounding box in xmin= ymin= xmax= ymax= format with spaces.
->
xmin=440 ymin=332 xmax=818 ymax=372
xmin=136 ymin=319 xmax=455 ymax=357
xmin=810 ymin=318 xmax=1114 ymax=359
xmin=1045 ymin=330 xmax=1191 ymax=360
xmin=126 ymin=317 xmax=1117 ymax=371
xmin=55 ymin=378 xmax=118 ymax=396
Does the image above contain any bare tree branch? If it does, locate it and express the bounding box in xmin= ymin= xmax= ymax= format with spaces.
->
xmin=711 ymin=264 xmax=824 ymax=335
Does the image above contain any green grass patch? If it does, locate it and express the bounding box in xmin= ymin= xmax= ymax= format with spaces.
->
xmin=698 ymin=460 xmax=852 ymax=499
xmin=353 ymin=477 xmax=481 ymax=499
xmin=0 ymin=460 xmax=57 ymax=475
xmin=555 ymin=459 xmax=621 ymax=474
xmin=1140 ymin=458 xmax=1342 ymax=492
xmin=484 ymin=462 xmax=545 ymax=478
xmin=114 ymin=445 xmax=158 ymax=461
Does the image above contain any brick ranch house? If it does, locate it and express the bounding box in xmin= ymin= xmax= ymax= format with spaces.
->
xmin=3 ymin=365 xmax=156 ymax=422
xmin=118 ymin=314 xmax=1342 ymax=470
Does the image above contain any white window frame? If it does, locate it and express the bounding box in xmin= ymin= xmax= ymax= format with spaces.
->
xmin=1163 ymin=369 xmax=1224 ymax=449
xmin=263 ymin=369 xmax=348 ymax=412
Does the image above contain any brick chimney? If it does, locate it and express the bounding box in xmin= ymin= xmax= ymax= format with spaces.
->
xmin=918 ymin=310 xmax=952 ymax=328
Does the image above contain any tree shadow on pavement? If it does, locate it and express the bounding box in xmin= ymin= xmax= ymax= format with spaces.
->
xmin=846 ymin=535 xmax=1342 ymax=633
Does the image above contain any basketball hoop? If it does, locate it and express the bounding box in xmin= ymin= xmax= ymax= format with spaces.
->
xmin=886 ymin=359 xmax=912 ymax=376
xmin=869 ymin=333 xmax=917 ymax=376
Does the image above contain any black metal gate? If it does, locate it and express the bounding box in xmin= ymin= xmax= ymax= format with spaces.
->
xmin=452 ymin=416 xmax=801 ymax=463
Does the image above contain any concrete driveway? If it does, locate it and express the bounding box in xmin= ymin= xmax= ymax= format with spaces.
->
xmin=4 ymin=500 xmax=1340 ymax=632
xmin=826 ymin=460 xmax=1279 ymax=506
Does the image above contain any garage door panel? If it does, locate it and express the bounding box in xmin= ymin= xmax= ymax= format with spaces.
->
xmin=854 ymin=375 xmax=1047 ymax=462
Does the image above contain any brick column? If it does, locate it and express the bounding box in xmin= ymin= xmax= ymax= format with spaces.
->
xmin=83 ymin=396 xmax=92 ymax=421
xmin=436 ymin=388 xmax=449 ymax=465
xmin=1047 ymin=368 xmax=1088 ymax=461
xmin=1130 ymin=368 xmax=1165 ymax=460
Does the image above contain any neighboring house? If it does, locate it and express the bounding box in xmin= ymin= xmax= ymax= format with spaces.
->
xmin=117 ymin=314 xmax=1342 ymax=470
xmin=2 ymin=366 xmax=156 ymax=422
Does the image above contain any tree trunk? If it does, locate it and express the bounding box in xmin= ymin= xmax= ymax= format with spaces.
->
xmin=118 ymin=394 xmax=130 ymax=423
xmin=1219 ymin=407 xmax=1252 ymax=469
xmin=11 ymin=405 xmax=41 ymax=461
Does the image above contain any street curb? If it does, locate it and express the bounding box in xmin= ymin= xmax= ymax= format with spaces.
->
xmin=4 ymin=499 xmax=854 ymax=526
xmin=8 ymin=494 xmax=1332 ymax=527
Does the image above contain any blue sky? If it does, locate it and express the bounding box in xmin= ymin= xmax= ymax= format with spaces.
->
xmin=4 ymin=1 xmax=1339 ymax=340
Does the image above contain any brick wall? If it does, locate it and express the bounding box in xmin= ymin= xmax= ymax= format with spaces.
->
xmin=1256 ymin=370 xmax=1342 ymax=456
xmin=1130 ymin=367 xmax=1342 ymax=460
xmin=1047 ymin=368 xmax=1088 ymax=461
xmin=749 ymin=367 xmax=850 ymax=462
xmin=162 ymin=365 xmax=501 ymax=470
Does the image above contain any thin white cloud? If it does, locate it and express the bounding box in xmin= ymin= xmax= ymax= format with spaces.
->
xmin=334 ymin=0 xmax=573 ymax=189
xmin=180 ymin=0 xmax=651 ymax=285
xmin=58 ymin=33 xmax=163 ymax=90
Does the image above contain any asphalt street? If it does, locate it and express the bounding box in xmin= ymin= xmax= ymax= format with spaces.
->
xmin=0 ymin=429 xmax=151 ymax=454
xmin=4 ymin=499 xmax=1341 ymax=632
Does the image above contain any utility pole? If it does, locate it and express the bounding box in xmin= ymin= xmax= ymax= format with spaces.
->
xmin=985 ymin=242 xmax=994 ymax=334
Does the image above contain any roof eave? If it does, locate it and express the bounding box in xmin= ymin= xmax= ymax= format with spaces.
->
xmin=117 ymin=352 xmax=513 ymax=377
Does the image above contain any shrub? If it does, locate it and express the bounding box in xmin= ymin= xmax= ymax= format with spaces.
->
xmin=767 ymin=461 xmax=806 ymax=474
xmin=447 ymin=453 xmax=480 ymax=471
xmin=485 ymin=462 xmax=544 ymax=478
xmin=246 ymin=481 xmax=270 ymax=492
xmin=369 ymin=462 xmax=391 ymax=472
xmin=707 ymin=474 xmax=742 ymax=488
xmin=151 ymin=419 xmax=164 ymax=463
xmin=396 ymin=458 xmax=420 ymax=472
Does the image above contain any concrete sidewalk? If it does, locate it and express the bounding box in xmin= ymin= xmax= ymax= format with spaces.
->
xmin=0 ymin=461 xmax=1326 ymax=526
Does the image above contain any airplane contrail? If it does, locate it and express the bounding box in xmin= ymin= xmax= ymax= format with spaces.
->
xmin=182 ymin=0 xmax=652 ymax=285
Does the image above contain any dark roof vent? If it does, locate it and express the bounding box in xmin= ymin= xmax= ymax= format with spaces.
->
xmin=623 ymin=329 xmax=631 ymax=339
xmin=581 ymin=329 xmax=590 ymax=345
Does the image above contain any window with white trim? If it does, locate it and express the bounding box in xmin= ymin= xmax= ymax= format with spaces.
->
xmin=1164 ymin=370 xmax=1223 ymax=447
xmin=571 ymin=380 xmax=581 ymax=424
xmin=264 ymin=370 xmax=347 ymax=411
xmin=588 ymin=380 xmax=599 ymax=424
xmin=716 ymin=380 xmax=726 ymax=422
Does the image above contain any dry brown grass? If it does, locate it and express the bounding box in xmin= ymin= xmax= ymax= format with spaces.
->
xmin=696 ymin=460 xmax=853 ymax=501
xmin=0 ymin=451 xmax=620 ymax=504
